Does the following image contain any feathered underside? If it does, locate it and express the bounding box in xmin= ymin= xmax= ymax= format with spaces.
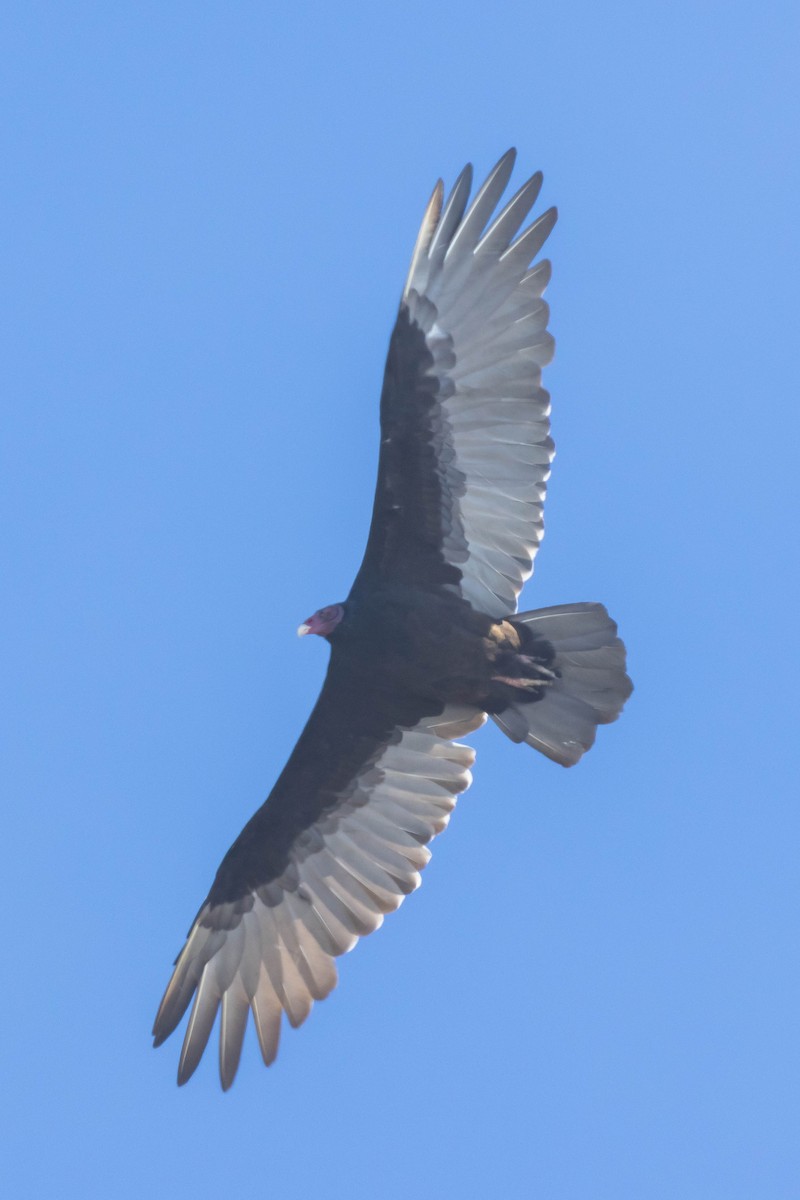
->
xmin=153 ymin=678 xmax=484 ymax=1089
xmin=353 ymin=147 xmax=557 ymax=617
xmin=154 ymin=152 xmax=577 ymax=1088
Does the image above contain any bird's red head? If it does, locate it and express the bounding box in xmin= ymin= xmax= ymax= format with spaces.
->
xmin=297 ymin=603 xmax=345 ymax=639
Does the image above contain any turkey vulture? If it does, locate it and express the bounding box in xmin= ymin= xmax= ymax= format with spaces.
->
xmin=153 ymin=149 xmax=632 ymax=1088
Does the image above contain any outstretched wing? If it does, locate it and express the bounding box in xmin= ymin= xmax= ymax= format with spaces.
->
xmin=153 ymin=649 xmax=485 ymax=1088
xmin=352 ymin=149 xmax=556 ymax=618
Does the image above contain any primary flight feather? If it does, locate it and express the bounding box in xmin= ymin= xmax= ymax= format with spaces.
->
xmin=153 ymin=149 xmax=633 ymax=1089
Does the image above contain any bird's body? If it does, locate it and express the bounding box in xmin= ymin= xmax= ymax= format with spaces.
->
xmin=337 ymin=583 xmax=512 ymax=707
xmin=201 ymin=588 xmax=545 ymax=910
xmin=154 ymin=151 xmax=633 ymax=1088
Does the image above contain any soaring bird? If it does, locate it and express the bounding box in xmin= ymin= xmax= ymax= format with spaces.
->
xmin=153 ymin=150 xmax=633 ymax=1088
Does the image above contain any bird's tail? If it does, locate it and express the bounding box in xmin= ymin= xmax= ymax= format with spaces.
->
xmin=491 ymin=603 xmax=632 ymax=767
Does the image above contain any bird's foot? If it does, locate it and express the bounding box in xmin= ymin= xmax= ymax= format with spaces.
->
xmin=491 ymin=673 xmax=553 ymax=690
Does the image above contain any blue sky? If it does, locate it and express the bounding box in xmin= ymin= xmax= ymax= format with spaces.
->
xmin=2 ymin=2 xmax=798 ymax=1197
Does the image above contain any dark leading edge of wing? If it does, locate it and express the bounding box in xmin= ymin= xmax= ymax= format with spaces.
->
xmin=355 ymin=307 xmax=464 ymax=590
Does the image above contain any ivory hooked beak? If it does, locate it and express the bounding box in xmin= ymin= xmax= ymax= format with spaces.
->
xmin=297 ymin=623 xmax=311 ymax=637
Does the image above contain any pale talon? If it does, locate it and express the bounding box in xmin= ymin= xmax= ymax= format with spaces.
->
xmin=491 ymin=674 xmax=553 ymax=689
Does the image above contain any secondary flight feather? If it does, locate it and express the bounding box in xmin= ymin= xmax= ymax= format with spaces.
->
xmin=153 ymin=149 xmax=633 ymax=1088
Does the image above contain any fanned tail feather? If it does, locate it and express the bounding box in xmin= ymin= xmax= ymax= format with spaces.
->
xmin=491 ymin=603 xmax=632 ymax=766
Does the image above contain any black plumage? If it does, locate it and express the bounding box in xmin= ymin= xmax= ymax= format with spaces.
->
xmin=153 ymin=150 xmax=633 ymax=1088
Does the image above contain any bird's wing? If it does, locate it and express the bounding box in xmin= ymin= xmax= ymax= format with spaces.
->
xmin=153 ymin=651 xmax=485 ymax=1088
xmin=353 ymin=148 xmax=556 ymax=618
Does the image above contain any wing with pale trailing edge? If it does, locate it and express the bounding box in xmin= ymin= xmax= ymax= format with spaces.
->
xmin=354 ymin=149 xmax=556 ymax=618
xmin=153 ymin=649 xmax=485 ymax=1088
